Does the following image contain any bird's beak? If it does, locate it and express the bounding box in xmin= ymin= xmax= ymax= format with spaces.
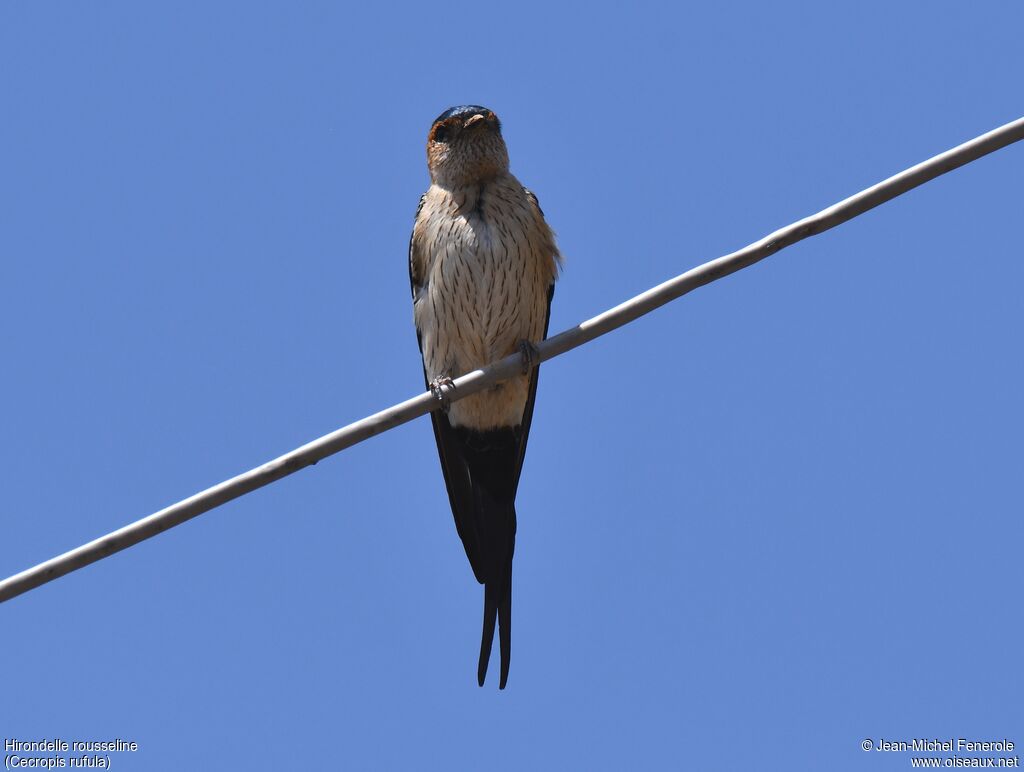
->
xmin=464 ymin=113 xmax=487 ymax=129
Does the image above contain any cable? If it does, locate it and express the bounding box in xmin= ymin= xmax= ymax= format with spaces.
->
xmin=2 ymin=115 xmax=1022 ymax=604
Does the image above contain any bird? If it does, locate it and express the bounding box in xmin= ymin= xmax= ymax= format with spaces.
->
xmin=408 ymin=105 xmax=561 ymax=688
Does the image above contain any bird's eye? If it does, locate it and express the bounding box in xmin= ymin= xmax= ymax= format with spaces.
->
xmin=433 ymin=124 xmax=449 ymax=143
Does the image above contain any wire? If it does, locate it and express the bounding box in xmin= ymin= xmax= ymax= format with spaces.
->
xmin=2 ymin=115 xmax=1022 ymax=604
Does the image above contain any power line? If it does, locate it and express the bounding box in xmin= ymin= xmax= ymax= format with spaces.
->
xmin=2 ymin=115 xmax=1022 ymax=604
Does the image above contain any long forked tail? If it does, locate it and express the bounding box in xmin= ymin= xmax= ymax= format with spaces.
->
xmin=478 ymin=559 xmax=513 ymax=689
xmin=442 ymin=425 xmax=519 ymax=688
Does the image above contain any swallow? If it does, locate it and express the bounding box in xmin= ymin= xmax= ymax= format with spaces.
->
xmin=409 ymin=105 xmax=561 ymax=688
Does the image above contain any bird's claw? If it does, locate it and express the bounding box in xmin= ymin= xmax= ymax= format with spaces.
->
xmin=429 ymin=375 xmax=456 ymax=411
xmin=518 ymin=340 xmax=540 ymax=375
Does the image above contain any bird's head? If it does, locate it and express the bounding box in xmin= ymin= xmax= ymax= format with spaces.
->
xmin=426 ymin=105 xmax=509 ymax=188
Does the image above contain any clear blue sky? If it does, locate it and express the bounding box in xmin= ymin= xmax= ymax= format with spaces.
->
xmin=2 ymin=2 xmax=1021 ymax=770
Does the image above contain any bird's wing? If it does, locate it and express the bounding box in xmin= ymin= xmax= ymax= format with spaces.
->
xmin=514 ymin=188 xmax=556 ymax=490
xmin=512 ymin=281 xmax=553 ymax=493
xmin=408 ymin=193 xmax=427 ymax=301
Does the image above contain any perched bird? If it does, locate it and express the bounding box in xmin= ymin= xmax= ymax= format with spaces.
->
xmin=409 ymin=106 xmax=561 ymax=688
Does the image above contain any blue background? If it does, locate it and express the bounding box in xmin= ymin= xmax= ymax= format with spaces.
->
xmin=2 ymin=2 xmax=1021 ymax=770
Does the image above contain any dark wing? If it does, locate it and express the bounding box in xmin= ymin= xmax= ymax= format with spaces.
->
xmin=524 ymin=188 xmax=544 ymax=216
xmin=512 ymin=282 xmax=554 ymax=493
xmin=408 ymin=193 xmax=427 ymax=300
xmin=514 ymin=188 xmax=556 ymax=490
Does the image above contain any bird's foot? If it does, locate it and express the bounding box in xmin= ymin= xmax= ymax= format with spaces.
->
xmin=429 ymin=375 xmax=456 ymax=411
xmin=518 ymin=340 xmax=540 ymax=375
